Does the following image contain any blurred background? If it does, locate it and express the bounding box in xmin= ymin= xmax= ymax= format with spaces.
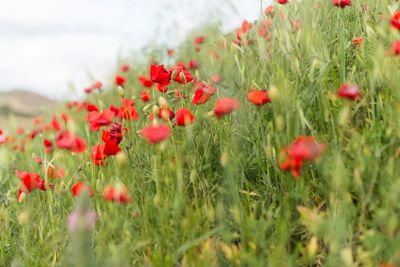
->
xmin=0 ymin=0 xmax=265 ymax=100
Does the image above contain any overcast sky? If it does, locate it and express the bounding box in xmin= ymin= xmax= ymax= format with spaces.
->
xmin=0 ymin=0 xmax=268 ymax=99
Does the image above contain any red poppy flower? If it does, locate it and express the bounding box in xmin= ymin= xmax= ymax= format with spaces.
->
xmin=352 ymin=37 xmax=364 ymax=46
xmin=175 ymin=89 xmax=186 ymax=99
xmin=141 ymin=90 xmax=151 ymax=102
xmin=29 ymin=129 xmax=39 ymax=140
xmin=91 ymin=144 xmax=106 ymax=166
xmin=175 ymin=108 xmax=195 ymax=126
xmin=188 ymin=60 xmax=201 ymax=69
xmin=71 ymin=180 xmax=94 ymax=197
xmin=392 ymin=40 xmax=400 ymax=55
xmin=47 ymin=166 xmax=65 ymax=179
xmin=235 ymin=20 xmax=253 ymax=42
xmin=247 ymin=89 xmax=271 ymax=106
xmin=120 ymin=64 xmax=130 ymax=72
xmin=0 ymin=130 xmax=7 ymax=145
xmin=103 ymin=184 xmax=132 ymax=204
xmin=194 ymin=36 xmax=205 ymax=45
xmin=92 ymin=80 xmax=103 ymax=90
xmin=33 ymin=116 xmax=44 ymax=125
xmin=167 ymin=49 xmax=174 ymax=57
xmin=103 ymin=138 xmax=121 ymax=156
xmin=277 ymin=0 xmax=289 ymax=4
xmin=279 ymin=136 xmax=324 ymax=177
xmin=150 ymin=64 xmax=171 ymax=86
xmin=87 ymin=109 xmax=115 ymax=131
xmin=174 ymin=66 xmax=194 ymax=84
xmin=114 ymin=75 xmax=127 ymax=86
xmin=337 ymin=83 xmax=361 ymax=101
xmin=141 ymin=125 xmax=170 ymax=144
xmin=51 ymin=116 xmax=61 ymax=131
xmin=55 ymin=131 xmax=87 ymax=153
xmin=102 ymin=122 xmax=123 ymax=144
xmin=118 ymin=98 xmax=139 ymax=120
xmin=84 ymin=87 xmax=92 ymax=94
xmin=192 ymin=88 xmax=211 ymax=105
xmin=192 ymin=82 xmax=217 ymax=105
xmin=16 ymin=128 xmax=24 ymax=135
xmin=86 ymin=103 xmax=99 ymax=112
xmin=16 ymin=171 xmax=41 ymax=193
xmin=138 ymin=76 xmax=154 ymax=88
xmin=32 ymin=157 xmax=42 ymax=166
xmin=108 ymin=105 xmax=120 ymax=117
xmin=156 ymin=84 xmax=169 ymax=93
xmin=264 ymin=5 xmax=275 ymax=17
xmin=158 ymin=107 xmax=175 ymax=121
xmin=391 ymin=11 xmax=400 ymax=30
xmin=43 ymin=139 xmax=53 ymax=154
xmin=332 ymin=0 xmax=351 ymax=8
xmin=258 ymin=18 xmax=272 ymax=38
xmin=214 ymin=98 xmax=240 ymax=118
xmin=16 ymin=171 xmax=52 ymax=202
xmin=211 ymin=74 xmax=222 ymax=84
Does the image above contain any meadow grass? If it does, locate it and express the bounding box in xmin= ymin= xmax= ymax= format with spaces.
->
xmin=0 ymin=0 xmax=399 ymax=266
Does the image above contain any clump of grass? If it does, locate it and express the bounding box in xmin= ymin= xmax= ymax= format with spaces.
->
xmin=0 ymin=0 xmax=399 ymax=266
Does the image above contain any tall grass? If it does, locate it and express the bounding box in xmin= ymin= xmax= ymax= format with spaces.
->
xmin=0 ymin=0 xmax=399 ymax=266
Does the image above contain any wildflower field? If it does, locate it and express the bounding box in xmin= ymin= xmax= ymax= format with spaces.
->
xmin=0 ymin=0 xmax=400 ymax=266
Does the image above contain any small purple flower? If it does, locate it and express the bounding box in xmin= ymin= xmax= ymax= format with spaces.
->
xmin=68 ymin=208 xmax=96 ymax=232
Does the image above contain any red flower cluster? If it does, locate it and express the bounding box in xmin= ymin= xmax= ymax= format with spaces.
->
xmin=91 ymin=122 xmax=123 ymax=165
xmin=16 ymin=171 xmax=53 ymax=202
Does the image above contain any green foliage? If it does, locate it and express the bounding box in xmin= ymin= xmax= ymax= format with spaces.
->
xmin=0 ymin=0 xmax=399 ymax=266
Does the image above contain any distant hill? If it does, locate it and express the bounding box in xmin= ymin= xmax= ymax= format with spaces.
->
xmin=0 ymin=90 xmax=57 ymax=131
xmin=0 ymin=90 xmax=56 ymax=117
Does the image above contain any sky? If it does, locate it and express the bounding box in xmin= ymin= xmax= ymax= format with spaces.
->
xmin=0 ymin=0 xmax=268 ymax=99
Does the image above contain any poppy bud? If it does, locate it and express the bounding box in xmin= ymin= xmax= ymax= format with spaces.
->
xmin=17 ymin=210 xmax=30 ymax=225
xmin=116 ymin=151 xmax=127 ymax=168
xmin=170 ymin=69 xmax=178 ymax=80
xmin=340 ymin=248 xmax=353 ymax=266
xmin=152 ymin=105 xmax=160 ymax=115
xmin=143 ymin=103 xmax=153 ymax=112
xmin=269 ymin=85 xmax=279 ymax=101
xmin=18 ymin=192 xmax=26 ymax=203
xmin=338 ymin=106 xmax=350 ymax=126
xmin=306 ymin=236 xmax=318 ymax=258
xmin=153 ymin=194 xmax=161 ymax=206
xmin=118 ymin=86 xmax=125 ymax=97
xmin=220 ymin=149 xmax=230 ymax=167
xmin=66 ymin=120 xmax=78 ymax=134
xmin=158 ymin=96 xmax=168 ymax=108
